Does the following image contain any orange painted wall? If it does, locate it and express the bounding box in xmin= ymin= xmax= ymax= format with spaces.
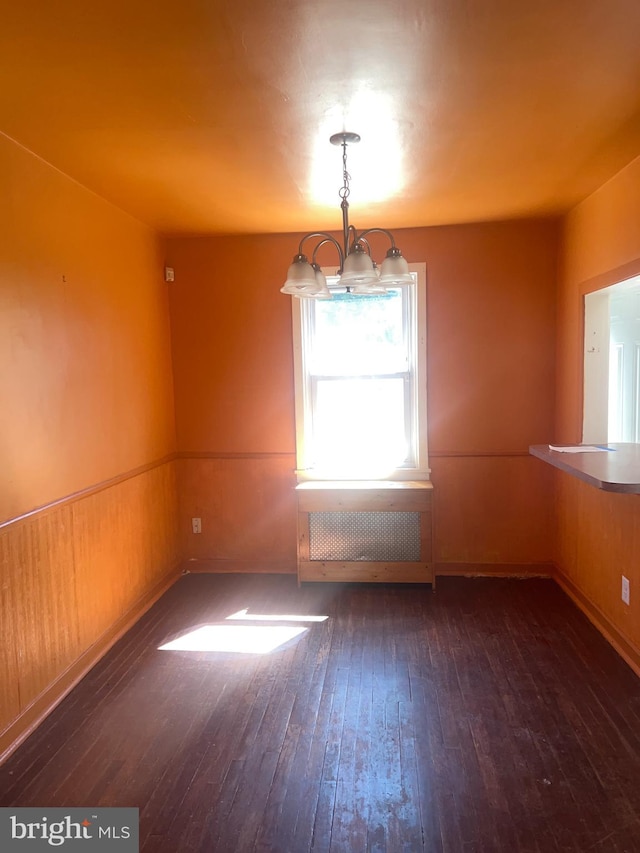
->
xmin=555 ymin=153 xmax=640 ymax=661
xmin=0 ymin=134 xmax=180 ymax=755
xmin=166 ymin=219 xmax=558 ymax=571
xmin=0 ymin=134 xmax=176 ymax=523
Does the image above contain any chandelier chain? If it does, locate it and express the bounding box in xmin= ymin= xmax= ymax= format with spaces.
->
xmin=339 ymin=141 xmax=351 ymax=202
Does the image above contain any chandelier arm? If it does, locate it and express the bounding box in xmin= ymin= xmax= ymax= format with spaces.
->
xmin=311 ymin=237 xmax=341 ymax=265
xmin=355 ymin=227 xmax=397 ymax=250
xmin=298 ymin=231 xmax=345 ymax=269
xmin=353 ymin=235 xmax=372 ymax=254
xmin=346 ymin=223 xmax=359 ymax=252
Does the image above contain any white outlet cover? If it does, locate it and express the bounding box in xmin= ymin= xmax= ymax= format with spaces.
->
xmin=622 ymin=575 xmax=630 ymax=605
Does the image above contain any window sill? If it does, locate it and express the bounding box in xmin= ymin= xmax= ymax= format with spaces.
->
xmin=294 ymin=470 xmax=432 ymax=485
xmin=295 ymin=480 xmax=433 ymax=490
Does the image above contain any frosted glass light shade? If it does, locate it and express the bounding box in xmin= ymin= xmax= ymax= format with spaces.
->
xmin=379 ymin=248 xmax=413 ymax=284
xmin=351 ymin=279 xmax=389 ymax=295
xmin=280 ymin=255 xmax=318 ymax=295
xmin=341 ymin=244 xmax=378 ymax=284
xmin=309 ymin=264 xmax=332 ymax=299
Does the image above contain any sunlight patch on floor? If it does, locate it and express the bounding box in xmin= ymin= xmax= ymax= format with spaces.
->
xmin=158 ymin=624 xmax=308 ymax=654
xmin=225 ymin=608 xmax=328 ymax=623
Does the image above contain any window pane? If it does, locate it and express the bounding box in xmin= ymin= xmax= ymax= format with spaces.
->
xmin=310 ymin=290 xmax=407 ymax=376
xmin=313 ymin=377 xmax=408 ymax=472
xmin=292 ymin=263 xmax=428 ymax=480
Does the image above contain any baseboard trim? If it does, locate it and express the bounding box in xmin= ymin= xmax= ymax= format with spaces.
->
xmin=435 ymin=562 xmax=554 ymax=578
xmin=553 ymin=569 xmax=640 ymax=679
xmin=182 ymin=558 xmax=296 ymax=575
xmin=0 ymin=563 xmax=182 ymax=766
xmin=184 ymin=560 xmax=553 ymax=578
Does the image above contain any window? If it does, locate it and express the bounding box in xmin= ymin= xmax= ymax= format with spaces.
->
xmin=583 ymin=274 xmax=640 ymax=444
xmin=291 ymin=263 xmax=428 ymax=480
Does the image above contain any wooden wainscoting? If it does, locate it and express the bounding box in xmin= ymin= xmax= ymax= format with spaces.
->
xmin=554 ymin=470 xmax=640 ymax=678
xmin=177 ymin=453 xmax=298 ymax=573
xmin=429 ymin=453 xmax=555 ymax=568
xmin=0 ymin=459 xmax=181 ymax=763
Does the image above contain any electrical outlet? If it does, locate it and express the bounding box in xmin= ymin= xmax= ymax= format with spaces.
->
xmin=192 ymin=517 xmax=202 ymax=534
xmin=622 ymin=575 xmax=630 ymax=605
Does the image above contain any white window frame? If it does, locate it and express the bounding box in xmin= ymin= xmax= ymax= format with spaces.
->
xmin=291 ymin=262 xmax=429 ymax=482
xmin=583 ymin=273 xmax=640 ymax=444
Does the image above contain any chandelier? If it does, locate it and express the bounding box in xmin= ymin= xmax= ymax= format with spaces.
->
xmin=280 ymin=132 xmax=413 ymax=299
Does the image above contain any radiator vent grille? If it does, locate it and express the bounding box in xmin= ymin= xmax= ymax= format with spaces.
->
xmin=308 ymin=511 xmax=421 ymax=561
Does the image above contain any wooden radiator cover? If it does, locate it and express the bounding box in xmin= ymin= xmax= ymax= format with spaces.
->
xmin=296 ymin=481 xmax=434 ymax=586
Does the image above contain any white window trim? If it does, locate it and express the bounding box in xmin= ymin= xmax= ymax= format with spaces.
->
xmin=291 ymin=262 xmax=429 ymax=482
xmin=583 ymin=273 xmax=640 ymax=444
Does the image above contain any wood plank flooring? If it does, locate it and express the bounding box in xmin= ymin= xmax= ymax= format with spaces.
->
xmin=2 ymin=574 xmax=640 ymax=851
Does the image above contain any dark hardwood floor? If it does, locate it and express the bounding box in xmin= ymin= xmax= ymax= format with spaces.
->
xmin=2 ymin=574 xmax=640 ymax=852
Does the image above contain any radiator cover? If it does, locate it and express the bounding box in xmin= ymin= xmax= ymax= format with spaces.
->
xmin=308 ymin=511 xmax=421 ymax=562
